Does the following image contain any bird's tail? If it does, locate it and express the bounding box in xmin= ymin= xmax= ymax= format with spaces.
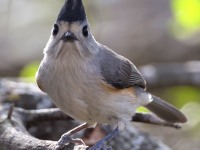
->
xmin=145 ymin=95 xmax=187 ymax=123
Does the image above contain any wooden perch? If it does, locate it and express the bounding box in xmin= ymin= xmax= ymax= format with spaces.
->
xmin=0 ymin=106 xmax=89 ymax=150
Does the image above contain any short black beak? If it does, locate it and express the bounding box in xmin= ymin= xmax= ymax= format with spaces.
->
xmin=62 ymin=31 xmax=78 ymax=42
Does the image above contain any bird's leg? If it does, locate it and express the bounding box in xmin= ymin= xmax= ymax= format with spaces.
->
xmin=55 ymin=123 xmax=88 ymax=149
xmin=89 ymin=127 xmax=119 ymax=150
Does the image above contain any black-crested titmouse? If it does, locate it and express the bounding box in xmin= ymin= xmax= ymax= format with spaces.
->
xmin=36 ymin=0 xmax=187 ymax=149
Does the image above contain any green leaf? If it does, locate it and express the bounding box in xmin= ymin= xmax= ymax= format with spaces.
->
xmin=163 ymin=86 xmax=200 ymax=108
xmin=19 ymin=61 xmax=40 ymax=82
xmin=136 ymin=107 xmax=150 ymax=113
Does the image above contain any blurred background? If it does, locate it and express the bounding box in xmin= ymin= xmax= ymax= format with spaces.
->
xmin=0 ymin=0 xmax=200 ymax=149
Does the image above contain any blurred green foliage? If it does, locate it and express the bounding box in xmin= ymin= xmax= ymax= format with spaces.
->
xmin=164 ymin=86 xmax=200 ymax=108
xmin=137 ymin=106 xmax=149 ymax=113
xmin=182 ymin=102 xmax=200 ymax=128
xmin=19 ymin=61 xmax=40 ymax=82
xmin=171 ymin=0 xmax=200 ymax=36
xmin=163 ymin=86 xmax=200 ymax=128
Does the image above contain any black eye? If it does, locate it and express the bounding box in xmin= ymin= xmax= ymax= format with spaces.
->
xmin=82 ymin=25 xmax=88 ymax=37
xmin=52 ymin=24 xmax=59 ymax=36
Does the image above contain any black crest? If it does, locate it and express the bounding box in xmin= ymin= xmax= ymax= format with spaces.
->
xmin=57 ymin=0 xmax=86 ymax=22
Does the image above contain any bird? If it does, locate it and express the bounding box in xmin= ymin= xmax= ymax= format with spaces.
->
xmin=36 ymin=0 xmax=187 ymax=149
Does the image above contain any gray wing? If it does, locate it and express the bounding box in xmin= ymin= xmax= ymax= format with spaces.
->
xmin=99 ymin=47 xmax=146 ymax=89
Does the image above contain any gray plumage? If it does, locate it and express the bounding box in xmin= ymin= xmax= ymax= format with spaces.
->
xmin=36 ymin=1 xmax=187 ymax=148
xmin=99 ymin=45 xmax=187 ymax=123
xmin=98 ymin=44 xmax=146 ymax=89
xmin=96 ymin=45 xmax=187 ymax=123
xmin=36 ymin=1 xmax=189 ymax=149
xmin=146 ymin=95 xmax=187 ymax=123
xmin=36 ymin=0 xmax=187 ymax=132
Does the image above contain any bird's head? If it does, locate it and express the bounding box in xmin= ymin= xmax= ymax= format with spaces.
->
xmin=44 ymin=0 xmax=98 ymax=58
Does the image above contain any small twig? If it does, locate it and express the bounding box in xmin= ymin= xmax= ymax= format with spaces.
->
xmin=15 ymin=108 xmax=72 ymax=124
xmin=7 ymin=103 xmax=15 ymax=119
xmin=16 ymin=108 xmax=181 ymax=129
xmin=132 ymin=113 xmax=181 ymax=129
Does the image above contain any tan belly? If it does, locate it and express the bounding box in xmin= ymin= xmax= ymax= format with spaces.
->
xmin=49 ymin=84 xmax=133 ymax=124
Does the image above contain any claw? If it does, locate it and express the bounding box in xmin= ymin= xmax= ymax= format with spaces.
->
xmin=55 ymin=133 xmax=86 ymax=150
xmin=55 ymin=123 xmax=88 ymax=149
xmin=56 ymin=133 xmax=71 ymax=149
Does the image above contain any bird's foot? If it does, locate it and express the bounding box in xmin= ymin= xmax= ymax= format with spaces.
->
xmin=54 ymin=123 xmax=88 ymax=149
xmin=88 ymin=127 xmax=119 ymax=150
xmin=55 ymin=133 xmax=85 ymax=150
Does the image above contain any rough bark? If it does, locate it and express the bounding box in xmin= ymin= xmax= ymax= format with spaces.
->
xmin=0 ymin=107 xmax=86 ymax=150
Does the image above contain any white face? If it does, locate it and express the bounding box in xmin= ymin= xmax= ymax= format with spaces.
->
xmin=44 ymin=20 xmax=97 ymax=58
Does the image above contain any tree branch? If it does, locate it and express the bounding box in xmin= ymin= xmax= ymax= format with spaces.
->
xmin=16 ymin=107 xmax=180 ymax=129
xmin=140 ymin=61 xmax=200 ymax=89
xmin=0 ymin=105 xmax=86 ymax=150
xmin=132 ymin=113 xmax=181 ymax=129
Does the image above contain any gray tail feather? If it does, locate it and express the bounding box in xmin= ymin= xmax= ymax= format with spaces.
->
xmin=145 ymin=95 xmax=187 ymax=123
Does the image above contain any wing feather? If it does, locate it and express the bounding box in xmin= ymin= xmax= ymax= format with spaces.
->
xmin=99 ymin=47 xmax=146 ymax=89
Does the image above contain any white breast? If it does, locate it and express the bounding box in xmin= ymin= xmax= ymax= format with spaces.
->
xmin=36 ymin=47 xmax=144 ymax=126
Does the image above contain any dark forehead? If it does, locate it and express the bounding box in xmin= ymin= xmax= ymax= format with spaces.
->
xmin=57 ymin=0 xmax=86 ymax=23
